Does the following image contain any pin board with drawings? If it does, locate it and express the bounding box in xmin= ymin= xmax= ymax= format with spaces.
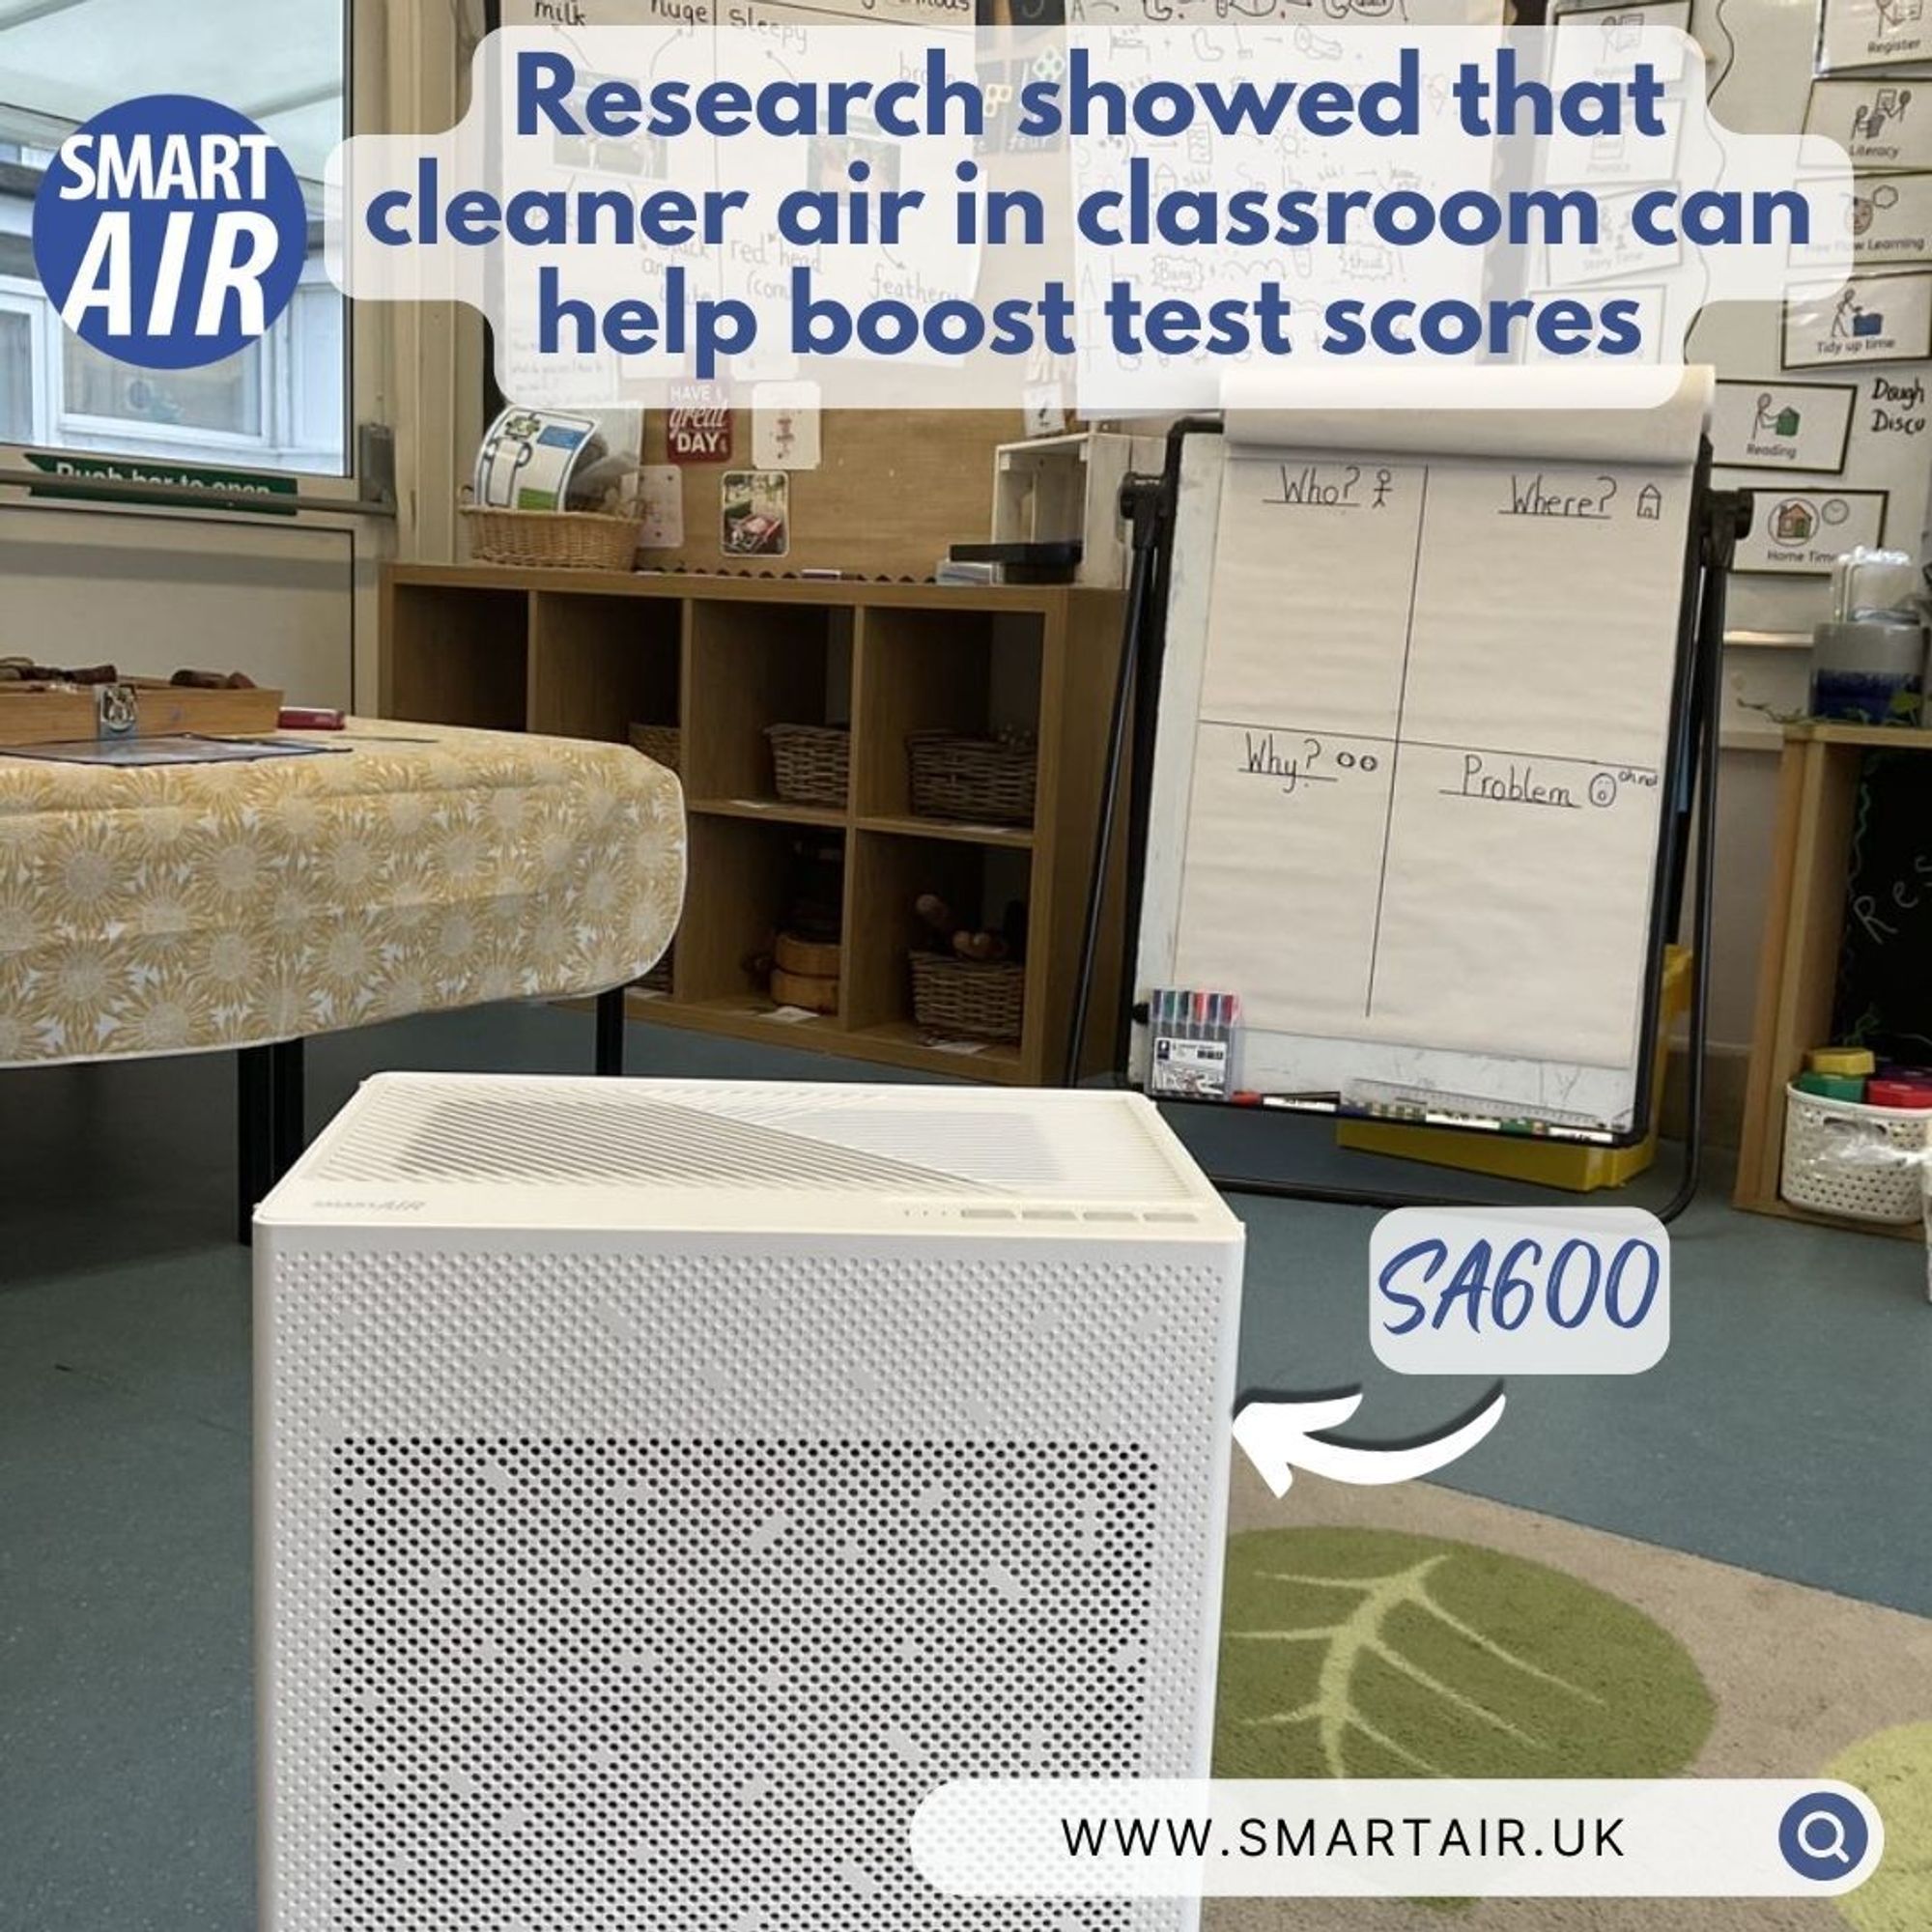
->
xmin=1132 ymin=370 xmax=1713 ymax=1136
xmin=1547 ymin=0 xmax=1932 ymax=745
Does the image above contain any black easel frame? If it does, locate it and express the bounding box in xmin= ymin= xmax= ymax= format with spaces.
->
xmin=1065 ymin=415 xmax=1750 ymax=1226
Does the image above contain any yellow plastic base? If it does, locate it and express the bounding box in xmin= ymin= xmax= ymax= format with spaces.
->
xmin=1334 ymin=947 xmax=1691 ymax=1193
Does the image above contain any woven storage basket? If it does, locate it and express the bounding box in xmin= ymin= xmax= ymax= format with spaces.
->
xmin=907 ymin=732 xmax=1037 ymax=826
xmin=628 ymin=724 xmax=682 ymax=774
xmin=462 ymin=504 xmax=639 ymax=572
xmin=636 ymin=944 xmax=674 ymax=995
xmin=765 ymin=724 xmax=850 ymax=807
xmin=1780 ymin=1082 xmax=1932 ymax=1222
xmin=909 ymin=952 xmax=1025 ymax=1044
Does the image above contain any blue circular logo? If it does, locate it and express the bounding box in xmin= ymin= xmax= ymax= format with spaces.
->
xmin=32 ymin=94 xmax=307 ymax=370
xmin=1777 ymin=1791 xmax=1870 ymax=1883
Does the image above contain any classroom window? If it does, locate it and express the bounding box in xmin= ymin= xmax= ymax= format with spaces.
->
xmin=0 ymin=303 xmax=33 ymax=443
xmin=62 ymin=335 xmax=268 ymax=442
xmin=0 ymin=0 xmax=347 ymax=475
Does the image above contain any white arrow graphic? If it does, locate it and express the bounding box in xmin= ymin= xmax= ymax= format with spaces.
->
xmin=1232 ymin=1386 xmax=1507 ymax=1497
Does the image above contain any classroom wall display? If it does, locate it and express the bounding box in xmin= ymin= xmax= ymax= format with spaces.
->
xmin=1063 ymin=0 xmax=1504 ymax=20
xmin=637 ymin=465 xmax=683 ymax=548
xmin=1135 ymin=371 xmax=1712 ymax=1131
xmin=1732 ymin=484 xmax=1889 ymax=571
xmin=1616 ymin=0 xmax=1932 ymax=666
xmin=1817 ymin=0 xmax=1932 ymax=76
xmin=498 ymin=0 xmax=972 ymax=23
xmin=720 ymin=469 xmax=790 ymax=556
xmin=1804 ymin=76 xmax=1932 ymax=170
xmin=1782 ymin=269 xmax=1932 ymax=366
xmin=1551 ymin=0 xmax=1695 ymax=32
xmin=1832 ymin=750 xmax=1932 ymax=1057
xmin=1846 ymin=171 xmax=1932 ymax=265
xmin=1710 ymin=378 xmax=1857 ymax=470
xmin=753 ymin=384 xmax=823 ymax=471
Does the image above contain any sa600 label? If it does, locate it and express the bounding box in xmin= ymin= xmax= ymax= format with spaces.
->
xmin=1370 ymin=1208 xmax=1669 ymax=1376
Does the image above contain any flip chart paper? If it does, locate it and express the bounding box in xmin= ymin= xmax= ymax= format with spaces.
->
xmin=1162 ymin=370 xmax=1708 ymax=1094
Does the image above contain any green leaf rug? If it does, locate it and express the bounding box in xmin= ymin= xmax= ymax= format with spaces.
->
xmin=1215 ymin=1527 xmax=1713 ymax=1781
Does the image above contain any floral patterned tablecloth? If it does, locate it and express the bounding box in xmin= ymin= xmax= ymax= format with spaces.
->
xmin=0 ymin=719 xmax=685 ymax=1066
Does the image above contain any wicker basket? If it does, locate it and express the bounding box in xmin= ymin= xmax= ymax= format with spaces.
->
xmin=629 ymin=723 xmax=682 ymax=774
xmin=1780 ymin=1082 xmax=1932 ymax=1222
xmin=909 ymin=952 xmax=1026 ymax=1044
xmin=462 ymin=504 xmax=639 ymax=572
xmin=766 ymin=723 xmax=850 ymax=807
xmin=908 ymin=732 xmax=1037 ymax=826
xmin=635 ymin=944 xmax=674 ymax=995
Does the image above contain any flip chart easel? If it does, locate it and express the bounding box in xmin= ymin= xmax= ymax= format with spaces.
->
xmin=1064 ymin=373 xmax=1750 ymax=1221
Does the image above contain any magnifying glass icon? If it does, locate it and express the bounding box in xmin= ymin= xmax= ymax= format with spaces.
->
xmin=1779 ymin=1791 xmax=1871 ymax=1882
xmin=1796 ymin=1811 xmax=1851 ymax=1864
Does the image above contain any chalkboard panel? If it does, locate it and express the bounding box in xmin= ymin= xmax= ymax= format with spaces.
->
xmin=1833 ymin=750 xmax=1932 ymax=1060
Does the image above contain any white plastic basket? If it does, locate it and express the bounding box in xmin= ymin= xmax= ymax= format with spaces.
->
xmin=1781 ymin=1083 xmax=1932 ymax=1222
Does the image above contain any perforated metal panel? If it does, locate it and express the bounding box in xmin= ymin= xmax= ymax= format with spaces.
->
xmin=331 ymin=1438 xmax=1153 ymax=1930
xmin=299 ymin=1075 xmax=1202 ymax=1206
xmin=259 ymin=1085 xmax=1241 ymax=1932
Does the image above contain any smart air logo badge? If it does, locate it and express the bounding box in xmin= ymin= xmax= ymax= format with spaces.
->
xmin=32 ymin=94 xmax=308 ymax=370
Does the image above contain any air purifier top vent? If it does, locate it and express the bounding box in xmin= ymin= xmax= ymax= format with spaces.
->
xmin=263 ymin=1075 xmax=1236 ymax=1235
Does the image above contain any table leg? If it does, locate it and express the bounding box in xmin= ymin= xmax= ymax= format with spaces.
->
xmin=238 ymin=1045 xmax=274 ymax=1244
xmin=271 ymin=1037 xmax=307 ymax=1181
xmin=595 ymin=985 xmax=627 ymax=1078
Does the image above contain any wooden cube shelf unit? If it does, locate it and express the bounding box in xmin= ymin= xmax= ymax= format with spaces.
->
xmin=1735 ymin=721 xmax=1932 ymax=1240
xmin=382 ymin=564 xmax=1126 ymax=1084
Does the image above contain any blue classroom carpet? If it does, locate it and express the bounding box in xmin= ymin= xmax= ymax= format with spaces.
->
xmin=2 ymin=1000 xmax=1927 ymax=1929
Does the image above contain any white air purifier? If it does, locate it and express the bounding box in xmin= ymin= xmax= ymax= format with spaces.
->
xmin=256 ymin=1074 xmax=1245 ymax=1931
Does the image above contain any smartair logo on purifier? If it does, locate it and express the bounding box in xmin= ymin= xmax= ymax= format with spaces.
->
xmin=32 ymin=94 xmax=308 ymax=370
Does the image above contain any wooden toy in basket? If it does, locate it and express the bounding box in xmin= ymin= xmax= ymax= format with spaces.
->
xmin=910 ymin=952 xmax=1026 ymax=1043
xmin=907 ymin=891 xmax=1027 ymax=1044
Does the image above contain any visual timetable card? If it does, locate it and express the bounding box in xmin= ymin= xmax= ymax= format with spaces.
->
xmin=1847 ymin=174 xmax=1932 ymax=269
xmin=1733 ymin=487 xmax=1889 ymax=572
xmin=1711 ymin=379 xmax=1858 ymax=470
xmin=1804 ymin=78 xmax=1932 ymax=171
xmin=1783 ymin=270 xmax=1932 ymax=367
xmin=1817 ymin=0 xmax=1932 ymax=73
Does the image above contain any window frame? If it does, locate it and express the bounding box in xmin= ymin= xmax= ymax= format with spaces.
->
xmin=0 ymin=1 xmax=354 ymax=481
xmin=0 ymin=281 xmax=51 ymax=445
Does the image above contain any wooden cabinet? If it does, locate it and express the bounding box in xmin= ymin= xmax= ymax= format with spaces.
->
xmin=1736 ymin=721 xmax=1931 ymax=1239
xmin=382 ymin=564 xmax=1125 ymax=1085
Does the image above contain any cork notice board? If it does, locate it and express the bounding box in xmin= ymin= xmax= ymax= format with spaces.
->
xmin=640 ymin=411 xmax=1014 ymax=581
